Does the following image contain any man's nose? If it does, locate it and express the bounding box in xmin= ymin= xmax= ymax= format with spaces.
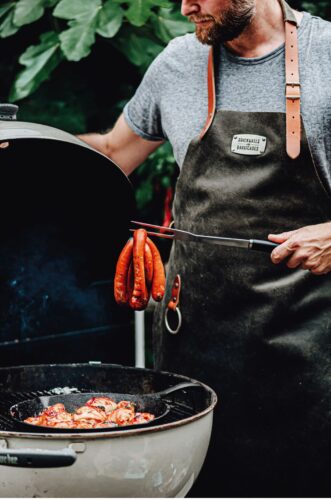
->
xmin=181 ymin=0 xmax=200 ymax=17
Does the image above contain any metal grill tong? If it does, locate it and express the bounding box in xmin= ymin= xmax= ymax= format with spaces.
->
xmin=131 ymin=221 xmax=278 ymax=253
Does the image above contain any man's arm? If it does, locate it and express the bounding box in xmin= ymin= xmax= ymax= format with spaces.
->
xmin=78 ymin=113 xmax=165 ymax=176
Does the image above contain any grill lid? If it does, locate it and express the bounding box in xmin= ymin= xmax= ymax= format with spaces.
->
xmin=0 ymin=104 xmax=136 ymax=343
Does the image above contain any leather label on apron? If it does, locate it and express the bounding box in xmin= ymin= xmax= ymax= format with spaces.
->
xmin=231 ymin=134 xmax=267 ymax=155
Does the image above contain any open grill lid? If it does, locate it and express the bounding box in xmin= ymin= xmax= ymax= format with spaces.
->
xmin=0 ymin=104 xmax=136 ymax=343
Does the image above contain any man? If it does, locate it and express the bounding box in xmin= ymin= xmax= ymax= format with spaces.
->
xmin=81 ymin=0 xmax=331 ymax=496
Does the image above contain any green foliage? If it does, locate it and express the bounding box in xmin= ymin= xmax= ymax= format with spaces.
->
xmin=119 ymin=0 xmax=172 ymax=27
xmin=2 ymin=0 xmax=193 ymax=101
xmin=96 ymin=1 xmax=124 ymax=38
xmin=133 ymin=142 xmax=178 ymax=212
xmin=14 ymin=0 xmax=52 ymax=27
xmin=110 ymin=25 xmax=164 ymax=69
xmin=10 ymin=31 xmax=63 ymax=101
xmin=151 ymin=8 xmax=195 ymax=43
xmin=54 ymin=0 xmax=102 ymax=61
xmin=301 ymin=1 xmax=330 ymax=18
xmin=0 ymin=3 xmax=19 ymax=38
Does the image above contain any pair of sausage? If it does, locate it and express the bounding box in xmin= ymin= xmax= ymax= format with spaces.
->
xmin=114 ymin=229 xmax=166 ymax=310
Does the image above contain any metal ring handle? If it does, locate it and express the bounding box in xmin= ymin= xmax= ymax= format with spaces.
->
xmin=165 ymin=307 xmax=182 ymax=335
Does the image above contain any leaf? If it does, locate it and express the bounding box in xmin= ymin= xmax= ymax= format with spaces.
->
xmin=45 ymin=0 xmax=59 ymax=6
xmin=9 ymin=31 xmax=63 ymax=101
xmin=96 ymin=0 xmax=123 ymax=38
xmin=12 ymin=0 xmax=59 ymax=28
xmin=150 ymin=8 xmax=194 ymax=43
xmin=111 ymin=29 xmax=163 ymax=68
xmin=14 ymin=0 xmax=48 ymax=27
xmin=0 ymin=6 xmax=19 ymax=38
xmin=123 ymin=0 xmax=172 ymax=27
xmin=54 ymin=0 xmax=101 ymax=20
xmin=54 ymin=0 xmax=102 ymax=61
xmin=59 ymin=16 xmax=99 ymax=61
xmin=0 ymin=3 xmax=13 ymax=19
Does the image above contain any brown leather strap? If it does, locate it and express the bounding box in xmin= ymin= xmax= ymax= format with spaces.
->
xmin=199 ymin=48 xmax=216 ymax=140
xmin=200 ymin=2 xmax=301 ymax=159
xmin=285 ymin=20 xmax=301 ymax=159
xmin=167 ymin=274 xmax=181 ymax=312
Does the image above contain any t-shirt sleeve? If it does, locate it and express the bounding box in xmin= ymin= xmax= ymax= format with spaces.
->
xmin=123 ymin=51 xmax=167 ymax=142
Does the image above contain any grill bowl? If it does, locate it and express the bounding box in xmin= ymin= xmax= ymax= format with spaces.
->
xmin=0 ymin=363 xmax=217 ymax=497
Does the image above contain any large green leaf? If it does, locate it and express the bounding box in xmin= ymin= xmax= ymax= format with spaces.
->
xmin=53 ymin=0 xmax=101 ymax=20
xmin=96 ymin=0 xmax=123 ymax=38
xmin=10 ymin=32 xmax=63 ymax=101
xmin=111 ymin=27 xmax=164 ymax=68
xmin=54 ymin=0 xmax=102 ymax=61
xmin=14 ymin=0 xmax=48 ymax=27
xmin=150 ymin=8 xmax=194 ymax=43
xmin=120 ymin=0 xmax=172 ymax=27
xmin=0 ymin=5 xmax=19 ymax=38
xmin=58 ymin=16 xmax=99 ymax=61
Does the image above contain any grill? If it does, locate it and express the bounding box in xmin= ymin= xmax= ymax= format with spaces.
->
xmin=0 ymin=109 xmax=217 ymax=496
xmin=0 ymin=363 xmax=214 ymax=436
xmin=0 ymin=364 xmax=216 ymax=496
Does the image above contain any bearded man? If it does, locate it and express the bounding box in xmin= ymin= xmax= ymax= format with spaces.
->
xmin=80 ymin=0 xmax=331 ymax=496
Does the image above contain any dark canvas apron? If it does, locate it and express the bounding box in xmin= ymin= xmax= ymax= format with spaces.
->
xmin=153 ymin=1 xmax=331 ymax=496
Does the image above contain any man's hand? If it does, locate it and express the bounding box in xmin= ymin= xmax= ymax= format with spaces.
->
xmin=268 ymin=222 xmax=331 ymax=275
xmin=0 ymin=142 xmax=9 ymax=149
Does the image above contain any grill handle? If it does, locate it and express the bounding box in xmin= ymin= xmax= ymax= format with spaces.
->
xmin=0 ymin=447 xmax=77 ymax=468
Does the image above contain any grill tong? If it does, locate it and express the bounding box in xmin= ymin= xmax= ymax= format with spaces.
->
xmin=131 ymin=221 xmax=278 ymax=253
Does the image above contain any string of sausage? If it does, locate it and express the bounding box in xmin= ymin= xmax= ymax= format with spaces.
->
xmin=114 ymin=229 xmax=166 ymax=310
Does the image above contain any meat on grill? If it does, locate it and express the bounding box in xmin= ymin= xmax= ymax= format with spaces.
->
xmin=24 ymin=396 xmax=154 ymax=429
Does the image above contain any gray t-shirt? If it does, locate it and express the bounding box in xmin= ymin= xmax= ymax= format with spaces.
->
xmin=124 ymin=11 xmax=331 ymax=190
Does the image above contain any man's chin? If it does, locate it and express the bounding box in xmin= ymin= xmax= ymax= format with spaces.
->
xmin=195 ymin=27 xmax=214 ymax=45
xmin=195 ymin=28 xmax=210 ymax=45
xmin=195 ymin=25 xmax=248 ymax=45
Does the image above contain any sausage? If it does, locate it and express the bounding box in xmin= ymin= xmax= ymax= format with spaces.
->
xmin=114 ymin=238 xmax=133 ymax=305
xmin=144 ymin=242 xmax=154 ymax=289
xmin=130 ymin=229 xmax=148 ymax=310
xmin=127 ymin=245 xmax=152 ymax=309
xmin=146 ymin=237 xmax=166 ymax=302
xmin=127 ymin=261 xmax=150 ymax=308
xmin=127 ymin=262 xmax=134 ymax=301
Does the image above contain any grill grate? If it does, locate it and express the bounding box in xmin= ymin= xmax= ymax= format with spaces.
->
xmin=0 ymin=388 xmax=196 ymax=434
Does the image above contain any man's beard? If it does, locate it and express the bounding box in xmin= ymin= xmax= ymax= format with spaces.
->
xmin=192 ymin=0 xmax=256 ymax=45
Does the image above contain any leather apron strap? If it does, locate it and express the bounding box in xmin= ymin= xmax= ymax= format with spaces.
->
xmin=199 ymin=47 xmax=216 ymax=141
xmin=200 ymin=0 xmax=301 ymax=160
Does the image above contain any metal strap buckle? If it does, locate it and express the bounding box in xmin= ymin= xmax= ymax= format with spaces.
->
xmin=286 ymin=83 xmax=301 ymax=100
